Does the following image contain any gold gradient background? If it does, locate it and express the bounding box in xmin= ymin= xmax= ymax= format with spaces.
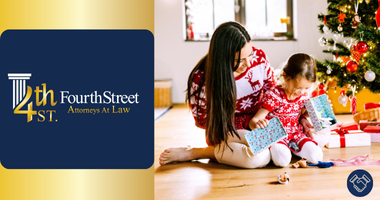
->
xmin=0 ymin=0 xmax=154 ymax=200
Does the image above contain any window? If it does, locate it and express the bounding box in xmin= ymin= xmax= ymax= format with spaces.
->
xmin=184 ymin=0 xmax=294 ymax=41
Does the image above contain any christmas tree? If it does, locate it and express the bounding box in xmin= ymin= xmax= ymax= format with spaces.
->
xmin=316 ymin=0 xmax=380 ymax=98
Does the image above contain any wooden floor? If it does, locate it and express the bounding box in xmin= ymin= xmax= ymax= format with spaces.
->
xmin=155 ymin=104 xmax=380 ymax=200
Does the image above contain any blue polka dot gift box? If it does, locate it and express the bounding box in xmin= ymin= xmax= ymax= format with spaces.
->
xmin=305 ymin=94 xmax=338 ymax=132
xmin=245 ymin=117 xmax=288 ymax=155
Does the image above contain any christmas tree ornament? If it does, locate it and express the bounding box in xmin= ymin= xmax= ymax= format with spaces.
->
xmin=318 ymin=83 xmax=326 ymax=95
xmin=346 ymin=60 xmax=358 ymax=73
xmin=377 ymin=0 xmax=380 ymax=28
xmin=365 ymin=69 xmax=376 ymax=82
xmin=338 ymin=90 xmax=348 ymax=107
xmin=352 ymin=1 xmax=361 ymax=29
xmin=312 ymin=90 xmax=318 ymax=97
xmin=376 ymin=0 xmax=380 ymax=28
xmin=327 ymin=66 xmax=332 ymax=74
xmin=350 ymin=86 xmax=357 ymax=115
xmin=352 ymin=13 xmax=361 ymax=28
xmin=356 ymin=41 xmax=368 ymax=54
xmin=338 ymin=56 xmax=351 ymax=64
xmin=338 ymin=23 xmax=343 ymax=32
xmin=365 ymin=0 xmax=371 ymax=4
xmin=319 ymin=36 xmax=328 ymax=46
xmin=350 ymin=44 xmax=362 ymax=62
xmin=323 ymin=25 xmax=331 ymax=34
xmin=318 ymin=83 xmax=324 ymax=90
xmin=338 ymin=11 xmax=346 ymax=23
xmin=322 ymin=15 xmax=331 ymax=34
xmin=350 ymin=95 xmax=357 ymax=115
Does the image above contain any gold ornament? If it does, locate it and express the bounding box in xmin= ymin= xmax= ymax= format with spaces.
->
xmin=366 ymin=0 xmax=371 ymax=4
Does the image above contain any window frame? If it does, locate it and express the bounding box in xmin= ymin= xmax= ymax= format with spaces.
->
xmin=184 ymin=0 xmax=295 ymax=41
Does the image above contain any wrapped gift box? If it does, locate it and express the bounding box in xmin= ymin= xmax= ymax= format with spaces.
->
xmin=331 ymin=122 xmax=359 ymax=132
xmin=305 ymin=94 xmax=337 ymax=132
xmin=359 ymin=120 xmax=380 ymax=130
xmin=326 ymin=130 xmax=371 ymax=148
xmin=363 ymin=126 xmax=380 ymax=142
xmin=245 ymin=117 xmax=287 ymax=155
xmin=363 ymin=125 xmax=380 ymax=133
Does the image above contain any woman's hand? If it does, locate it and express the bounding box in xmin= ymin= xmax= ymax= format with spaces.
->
xmin=300 ymin=117 xmax=314 ymax=139
xmin=249 ymin=118 xmax=269 ymax=129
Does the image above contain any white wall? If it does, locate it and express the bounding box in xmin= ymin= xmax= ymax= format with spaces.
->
xmin=155 ymin=0 xmax=330 ymax=103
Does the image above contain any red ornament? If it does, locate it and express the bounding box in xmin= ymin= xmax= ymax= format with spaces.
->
xmin=356 ymin=41 xmax=368 ymax=54
xmin=350 ymin=96 xmax=357 ymax=115
xmin=318 ymin=83 xmax=324 ymax=90
xmin=312 ymin=90 xmax=318 ymax=97
xmin=346 ymin=60 xmax=358 ymax=73
xmin=376 ymin=0 xmax=380 ymax=28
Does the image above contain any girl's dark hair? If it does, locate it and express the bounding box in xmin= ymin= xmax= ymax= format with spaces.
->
xmin=186 ymin=22 xmax=251 ymax=149
xmin=282 ymin=53 xmax=317 ymax=91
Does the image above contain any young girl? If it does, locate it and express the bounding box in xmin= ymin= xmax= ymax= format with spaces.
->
xmin=249 ymin=53 xmax=323 ymax=167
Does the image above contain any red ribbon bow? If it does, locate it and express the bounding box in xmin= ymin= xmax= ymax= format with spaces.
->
xmin=337 ymin=128 xmax=348 ymax=135
xmin=336 ymin=128 xmax=348 ymax=147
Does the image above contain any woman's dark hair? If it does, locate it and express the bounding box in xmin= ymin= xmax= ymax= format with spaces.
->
xmin=186 ymin=22 xmax=251 ymax=150
xmin=282 ymin=53 xmax=317 ymax=92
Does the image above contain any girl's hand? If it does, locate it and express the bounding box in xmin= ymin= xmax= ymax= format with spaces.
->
xmin=327 ymin=97 xmax=333 ymax=108
xmin=300 ymin=117 xmax=314 ymax=139
xmin=250 ymin=118 xmax=269 ymax=129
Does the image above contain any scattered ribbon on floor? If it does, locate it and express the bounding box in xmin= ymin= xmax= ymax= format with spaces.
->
xmin=328 ymin=154 xmax=380 ymax=166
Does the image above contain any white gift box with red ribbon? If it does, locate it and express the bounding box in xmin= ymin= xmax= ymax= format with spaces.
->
xmin=326 ymin=130 xmax=371 ymax=148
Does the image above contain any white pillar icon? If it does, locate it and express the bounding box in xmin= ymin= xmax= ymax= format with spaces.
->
xmin=8 ymin=73 xmax=32 ymax=109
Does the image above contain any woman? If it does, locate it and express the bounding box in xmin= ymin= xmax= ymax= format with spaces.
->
xmin=159 ymin=22 xmax=315 ymax=168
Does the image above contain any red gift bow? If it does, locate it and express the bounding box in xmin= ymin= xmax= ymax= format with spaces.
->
xmin=331 ymin=122 xmax=358 ymax=132
xmin=364 ymin=102 xmax=380 ymax=110
xmin=336 ymin=128 xmax=348 ymax=147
